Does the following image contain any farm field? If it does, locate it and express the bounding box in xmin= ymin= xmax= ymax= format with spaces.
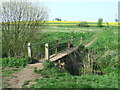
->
xmin=3 ymin=21 xmax=119 ymax=26
xmin=2 ymin=22 xmax=118 ymax=88
xmin=45 ymin=21 xmax=119 ymax=26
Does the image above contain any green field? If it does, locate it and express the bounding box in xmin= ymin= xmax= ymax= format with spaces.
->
xmin=2 ymin=23 xmax=118 ymax=88
xmin=27 ymin=25 xmax=118 ymax=88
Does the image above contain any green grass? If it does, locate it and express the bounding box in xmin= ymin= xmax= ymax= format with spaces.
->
xmin=29 ymin=73 xmax=118 ymax=88
xmin=2 ymin=24 xmax=118 ymax=88
xmin=2 ymin=68 xmax=21 ymax=88
xmin=25 ymin=26 xmax=118 ymax=88
xmin=31 ymin=26 xmax=100 ymax=59
xmin=26 ymin=60 xmax=118 ymax=88
xmin=87 ymin=27 xmax=118 ymax=73
xmin=2 ymin=57 xmax=30 ymax=68
xmin=2 ymin=68 xmax=19 ymax=77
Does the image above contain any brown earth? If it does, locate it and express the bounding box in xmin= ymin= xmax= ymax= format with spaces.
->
xmin=2 ymin=62 xmax=43 ymax=88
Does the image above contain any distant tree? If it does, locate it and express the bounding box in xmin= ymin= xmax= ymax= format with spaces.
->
xmin=115 ymin=19 xmax=118 ymax=22
xmin=97 ymin=18 xmax=103 ymax=27
xmin=77 ymin=21 xmax=90 ymax=27
xmin=106 ymin=22 xmax=110 ymax=28
xmin=1 ymin=1 xmax=48 ymax=58
xmin=55 ymin=18 xmax=62 ymax=21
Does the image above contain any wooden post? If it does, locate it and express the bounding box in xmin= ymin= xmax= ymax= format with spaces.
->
xmin=55 ymin=40 xmax=58 ymax=53
xmin=80 ymin=37 xmax=83 ymax=44
xmin=45 ymin=43 xmax=49 ymax=60
xmin=68 ymin=41 xmax=71 ymax=49
xmin=28 ymin=43 xmax=32 ymax=59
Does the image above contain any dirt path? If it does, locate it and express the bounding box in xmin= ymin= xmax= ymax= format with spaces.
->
xmin=2 ymin=37 xmax=97 ymax=88
xmin=85 ymin=38 xmax=97 ymax=47
xmin=3 ymin=62 xmax=43 ymax=88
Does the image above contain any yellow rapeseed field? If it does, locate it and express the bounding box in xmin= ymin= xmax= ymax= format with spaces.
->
xmin=0 ymin=21 xmax=119 ymax=26
xmin=46 ymin=21 xmax=119 ymax=26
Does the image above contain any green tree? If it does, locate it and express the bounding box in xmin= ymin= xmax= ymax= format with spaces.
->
xmin=1 ymin=1 xmax=48 ymax=58
xmin=97 ymin=18 xmax=103 ymax=27
xmin=55 ymin=18 xmax=62 ymax=21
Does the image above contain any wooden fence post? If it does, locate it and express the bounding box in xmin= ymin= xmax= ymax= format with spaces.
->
xmin=56 ymin=40 xmax=59 ymax=53
xmin=68 ymin=41 xmax=71 ymax=49
xmin=28 ymin=43 xmax=32 ymax=59
xmin=45 ymin=43 xmax=49 ymax=60
xmin=80 ymin=37 xmax=83 ymax=44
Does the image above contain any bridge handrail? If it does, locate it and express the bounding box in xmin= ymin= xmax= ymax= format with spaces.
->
xmin=27 ymin=36 xmax=83 ymax=60
xmin=30 ymin=37 xmax=71 ymax=46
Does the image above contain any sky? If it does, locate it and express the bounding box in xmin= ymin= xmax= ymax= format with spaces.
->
xmin=45 ymin=0 xmax=118 ymax=22
xmin=1 ymin=0 xmax=119 ymax=22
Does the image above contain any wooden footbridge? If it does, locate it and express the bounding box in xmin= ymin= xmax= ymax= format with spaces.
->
xmin=28 ymin=36 xmax=96 ymax=62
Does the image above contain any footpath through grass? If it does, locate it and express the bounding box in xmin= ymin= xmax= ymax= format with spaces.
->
xmin=2 ymin=26 xmax=118 ymax=88
xmin=22 ymin=26 xmax=118 ymax=88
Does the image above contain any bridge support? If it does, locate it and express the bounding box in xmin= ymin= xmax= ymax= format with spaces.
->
xmin=68 ymin=41 xmax=71 ymax=49
xmin=71 ymin=36 xmax=73 ymax=43
xmin=80 ymin=37 xmax=83 ymax=44
xmin=28 ymin=43 xmax=32 ymax=59
xmin=55 ymin=40 xmax=59 ymax=53
xmin=45 ymin=43 xmax=49 ymax=60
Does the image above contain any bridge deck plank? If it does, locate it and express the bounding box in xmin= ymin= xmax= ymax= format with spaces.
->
xmin=39 ymin=47 xmax=78 ymax=62
xmin=50 ymin=47 xmax=78 ymax=62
